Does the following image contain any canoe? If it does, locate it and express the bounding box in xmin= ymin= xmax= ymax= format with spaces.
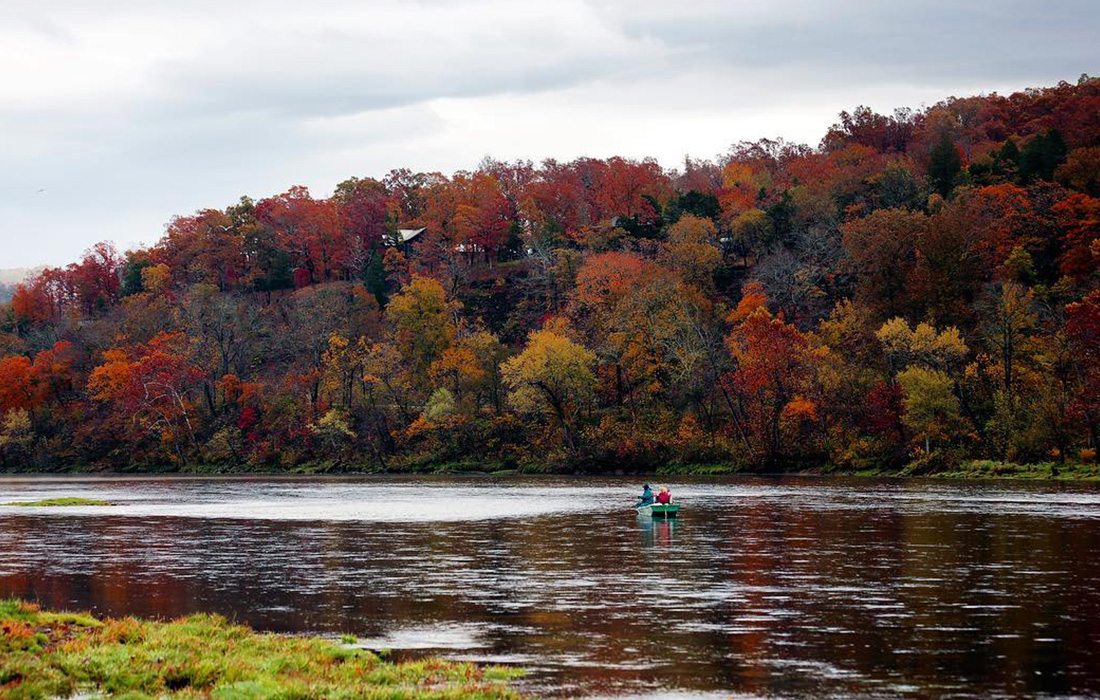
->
xmin=635 ymin=503 xmax=680 ymax=518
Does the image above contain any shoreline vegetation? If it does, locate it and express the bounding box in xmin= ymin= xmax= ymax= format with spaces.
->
xmin=1 ymin=459 xmax=1098 ymax=481
xmin=0 ymin=599 xmax=523 ymax=699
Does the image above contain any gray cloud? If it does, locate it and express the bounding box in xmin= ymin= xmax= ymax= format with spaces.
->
xmin=0 ymin=0 xmax=1096 ymax=267
xmin=612 ymin=0 xmax=1099 ymax=83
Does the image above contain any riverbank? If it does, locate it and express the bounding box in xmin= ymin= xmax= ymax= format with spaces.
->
xmin=1 ymin=458 xmax=1097 ymax=480
xmin=916 ymin=460 xmax=1100 ymax=481
xmin=0 ymin=599 xmax=522 ymax=699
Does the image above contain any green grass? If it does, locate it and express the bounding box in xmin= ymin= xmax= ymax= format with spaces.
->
xmin=935 ymin=460 xmax=1100 ymax=480
xmin=653 ymin=463 xmax=750 ymax=476
xmin=839 ymin=460 xmax=1100 ymax=480
xmin=3 ymin=497 xmax=111 ymax=507
xmin=0 ymin=599 xmax=524 ymax=699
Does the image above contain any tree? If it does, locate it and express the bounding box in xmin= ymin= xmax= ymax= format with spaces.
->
xmin=723 ymin=283 xmax=821 ymax=465
xmin=842 ymin=209 xmax=926 ymax=317
xmin=659 ymin=215 xmax=721 ymax=290
xmin=588 ymin=157 xmax=671 ymax=227
xmin=255 ymin=186 xmax=348 ymax=284
xmin=420 ymin=171 xmax=513 ymax=264
xmin=0 ymin=409 xmax=34 ymax=466
xmin=422 ymin=388 xmax=457 ymax=421
xmin=234 ymin=196 xmax=293 ymax=294
xmin=3 ymin=78 xmax=1100 ymax=474
xmin=160 ymin=210 xmax=244 ymax=290
xmin=718 ymin=162 xmax=761 ymax=223
xmin=897 ymin=365 xmax=964 ymax=453
xmin=501 ymin=328 xmax=597 ymax=452
xmin=332 ymin=176 xmax=391 ymax=272
xmin=1057 ymin=147 xmax=1100 ymax=195
xmin=870 ymin=162 xmax=922 ymax=210
xmin=68 ymin=242 xmax=123 ymax=315
xmin=118 ymin=284 xmax=178 ymax=344
xmin=728 ymin=208 xmax=773 ymax=265
xmin=876 ymin=318 xmax=968 ymax=373
xmin=823 ymin=105 xmax=915 ymax=153
xmin=1019 ymin=129 xmax=1067 ymax=183
xmin=10 ymin=282 xmax=53 ymax=329
xmin=665 ymin=189 xmax=721 ymax=222
xmin=310 ymin=409 xmax=357 ymax=452
xmin=928 ymin=131 xmax=962 ymax=197
xmin=1053 ymin=192 xmax=1100 ymax=282
xmin=428 ymin=331 xmax=505 ymax=412
xmin=570 ymin=252 xmax=708 ymax=410
xmin=0 ymin=355 xmax=32 ymax=413
xmin=88 ymin=332 xmax=205 ymax=461
xmin=283 ymin=282 xmax=380 ymax=408
xmin=183 ymin=284 xmax=262 ymax=417
xmin=27 ymin=341 xmax=77 ymax=408
xmin=980 ymin=282 xmax=1036 ymax=409
xmin=386 ymin=276 xmax=458 ymax=387
xmin=1066 ymin=290 xmax=1100 ymax=450
xmin=907 ymin=201 xmax=987 ymax=326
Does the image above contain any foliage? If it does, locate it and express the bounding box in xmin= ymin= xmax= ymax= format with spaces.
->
xmin=501 ymin=328 xmax=596 ymax=453
xmin=876 ymin=318 xmax=968 ymax=372
xmin=897 ymin=366 xmax=966 ymax=453
xmin=2 ymin=78 xmax=1100 ymax=475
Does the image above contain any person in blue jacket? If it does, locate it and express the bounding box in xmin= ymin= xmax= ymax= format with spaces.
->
xmin=637 ymin=483 xmax=655 ymax=506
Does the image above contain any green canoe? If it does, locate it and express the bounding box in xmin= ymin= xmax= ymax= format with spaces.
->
xmin=636 ymin=503 xmax=680 ymax=518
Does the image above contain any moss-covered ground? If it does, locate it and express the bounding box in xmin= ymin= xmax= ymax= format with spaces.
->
xmin=0 ymin=599 xmax=523 ymax=699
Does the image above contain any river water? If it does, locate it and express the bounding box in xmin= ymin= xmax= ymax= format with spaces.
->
xmin=2 ymin=475 xmax=1100 ymax=698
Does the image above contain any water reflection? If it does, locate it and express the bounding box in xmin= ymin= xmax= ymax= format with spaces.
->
xmin=1 ymin=476 xmax=1100 ymax=697
xmin=638 ymin=517 xmax=676 ymax=550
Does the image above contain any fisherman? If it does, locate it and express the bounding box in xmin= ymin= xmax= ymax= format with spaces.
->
xmin=655 ymin=486 xmax=672 ymax=504
xmin=637 ymin=483 xmax=655 ymax=506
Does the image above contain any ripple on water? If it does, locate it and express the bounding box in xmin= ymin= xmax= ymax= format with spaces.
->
xmin=3 ymin=475 xmax=1100 ymax=698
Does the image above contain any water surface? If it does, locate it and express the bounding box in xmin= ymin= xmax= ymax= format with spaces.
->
xmin=2 ymin=475 xmax=1100 ymax=698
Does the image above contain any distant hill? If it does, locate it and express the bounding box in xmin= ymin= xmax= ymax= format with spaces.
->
xmin=0 ymin=267 xmax=42 ymax=303
xmin=0 ymin=267 xmax=42 ymax=285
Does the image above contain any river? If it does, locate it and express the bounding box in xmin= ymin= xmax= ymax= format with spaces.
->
xmin=2 ymin=475 xmax=1100 ymax=698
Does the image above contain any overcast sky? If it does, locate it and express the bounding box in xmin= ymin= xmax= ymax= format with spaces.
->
xmin=1 ymin=0 xmax=1097 ymax=268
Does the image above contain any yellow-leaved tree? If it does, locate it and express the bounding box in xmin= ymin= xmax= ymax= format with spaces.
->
xmin=501 ymin=328 xmax=596 ymax=453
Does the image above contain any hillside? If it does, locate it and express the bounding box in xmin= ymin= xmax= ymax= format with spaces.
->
xmin=1 ymin=77 xmax=1098 ymax=473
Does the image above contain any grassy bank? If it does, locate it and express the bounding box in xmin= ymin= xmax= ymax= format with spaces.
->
xmin=933 ymin=460 xmax=1100 ymax=480
xmin=0 ymin=599 xmax=522 ymax=699
xmin=847 ymin=460 xmax=1100 ymax=480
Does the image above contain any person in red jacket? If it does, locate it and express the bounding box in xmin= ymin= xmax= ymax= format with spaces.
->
xmin=655 ymin=486 xmax=672 ymax=504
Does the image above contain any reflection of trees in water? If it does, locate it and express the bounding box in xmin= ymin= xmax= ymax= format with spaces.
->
xmin=3 ymin=484 xmax=1100 ymax=697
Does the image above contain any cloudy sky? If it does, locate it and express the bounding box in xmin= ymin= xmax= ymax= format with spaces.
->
xmin=1 ymin=0 xmax=1096 ymax=268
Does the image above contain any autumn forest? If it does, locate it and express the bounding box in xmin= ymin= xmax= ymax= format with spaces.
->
xmin=1 ymin=78 xmax=1099 ymax=474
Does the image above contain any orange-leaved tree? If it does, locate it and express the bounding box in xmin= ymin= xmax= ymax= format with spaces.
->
xmin=722 ymin=282 xmax=821 ymax=465
xmin=88 ymin=332 xmax=204 ymax=461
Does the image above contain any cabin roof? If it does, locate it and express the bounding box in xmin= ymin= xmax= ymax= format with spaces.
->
xmin=385 ymin=227 xmax=426 ymax=245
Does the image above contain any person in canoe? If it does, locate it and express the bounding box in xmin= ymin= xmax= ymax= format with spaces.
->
xmin=656 ymin=486 xmax=672 ymax=504
xmin=637 ymin=483 xmax=655 ymax=506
